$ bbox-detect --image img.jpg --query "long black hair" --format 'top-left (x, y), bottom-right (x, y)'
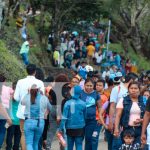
top-left (30, 84), bottom-right (39, 104)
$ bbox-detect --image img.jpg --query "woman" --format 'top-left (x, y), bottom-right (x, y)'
top-left (114, 81), bottom-right (145, 144)
top-left (0, 74), bottom-right (12, 149)
top-left (22, 84), bottom-right (52, 150)
top-left (80, 78), bottom-right (101, 150)
top-left (59, 85), bottom-right (86, 150)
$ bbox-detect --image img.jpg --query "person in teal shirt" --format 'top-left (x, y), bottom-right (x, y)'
top-left (20, 37), bottom-right (31, 65)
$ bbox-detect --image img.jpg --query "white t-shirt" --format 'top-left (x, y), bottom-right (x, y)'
top-left (95, 53), bottom-right (103, 63)
top-left (14, 76), bottom-right (45, 119)
top-left (102, 71), bottom-right (110, 79)
top-left (110, 83), bottom-right (128, 104)
top-left (147, 123), bottom-right (150, 145)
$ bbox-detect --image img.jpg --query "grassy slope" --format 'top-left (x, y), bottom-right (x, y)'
top-left (109, 43), bottom-right (150, 71)
top-left (0, 16), bottom-right (149, 82)
top-left (0, 41), bottom-right (26, 81)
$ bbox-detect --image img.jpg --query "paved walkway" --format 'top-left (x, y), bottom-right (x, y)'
top-left (51, 139), bottom-right (107, 150)
top-left (1, 132), bottom-right (107, 150)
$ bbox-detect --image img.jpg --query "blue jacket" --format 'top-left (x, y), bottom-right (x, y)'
top-left (121, 95), bottom-right (145, 128)
top-left (59, 85), bottom-right (86, 130)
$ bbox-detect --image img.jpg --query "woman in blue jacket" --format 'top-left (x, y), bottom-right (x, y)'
top-left (59, 85), bottom-right (86, 150)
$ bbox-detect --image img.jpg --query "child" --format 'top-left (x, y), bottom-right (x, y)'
top-left (119, 129), bottom-right (141, 150)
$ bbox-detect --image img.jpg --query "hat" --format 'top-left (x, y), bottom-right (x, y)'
top-left (113, 72), bottom-right (123, 83)
top-left (85, 65), bottom-right (93, 72)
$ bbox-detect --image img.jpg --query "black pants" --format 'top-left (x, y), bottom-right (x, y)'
top-left (6, 125), bottom-right (21, 150)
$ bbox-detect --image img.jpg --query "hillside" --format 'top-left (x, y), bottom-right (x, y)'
top-left (0, 17), bottom-right (150, 81)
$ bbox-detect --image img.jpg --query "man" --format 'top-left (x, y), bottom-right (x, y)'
top-left (14, 64), bottom-right (44, 150)
top-left (20, 37), bottom-right (31, 65)
top-left (141, 98), bottom-right (150, 149)
top-left (108, 73), bottom-right (138, 150)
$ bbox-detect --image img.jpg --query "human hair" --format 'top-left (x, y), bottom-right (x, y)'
top-left (106, 78), bottom-right (114, 87)
top-left (30, 84), bottom-right (38, 104)
top-left (96, 79), bottom-right (105, 87)
top-left (12, 81), bottom-right (17, 90)
top-left (26, 64), bottom-right (36, 75)
top-left (143, 89), bottom-right (150, 97)
top-left (55, 74), bottom-right (69, 82)
top-left (123, 129), bottom-right (135, 138)
top-left (44, 75), bottom-right (54, 87)
top-left (0, 74), bottom-right (6, 94)
top-left (128, 81), bottom-right (140, 90)
top-left (125, 73), bottom-right (138, 83)
top-left (84, 78), bottom-right (95, 85)
top-left (62, 83), bottom-right (71, 99)
top-left (35, 68), bottom-right (44, 81)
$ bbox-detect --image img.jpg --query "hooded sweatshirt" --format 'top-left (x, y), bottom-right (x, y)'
top-left (59, 85), bottom-right (86, 130)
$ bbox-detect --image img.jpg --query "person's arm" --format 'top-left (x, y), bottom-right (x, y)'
top-left (14, 81), bottom-right (20, 102)
top-left (100, 101), bottom-right (109, 129)
top-left (0, 103), bottom-right (12, 125)
top-left (114, 108), bottom-right (123, 137)
top-left (108, 102), bottom-right (115, 131)
top-left (108, 87), bottom-right (118, 131)
top-left (100, 108), bottom-right (107, 129)
top-left (96, 93), bottom-right (101, 124)
top-left (58, 103), bottom-right (69, 131)
top-left (141, 111), bottom-right (150, 144)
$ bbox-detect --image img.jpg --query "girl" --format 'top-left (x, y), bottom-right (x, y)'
top-left (59, 85), bottom-right (86, 150)
top-left (22, 84), bottom-right (52, 150)
top-left (80, 78), bottom-right (101, 150)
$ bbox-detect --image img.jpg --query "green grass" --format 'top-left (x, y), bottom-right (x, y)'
top-left (0, 40), bottom-right (27, 81)
top-left (108, 43), bottom-right (150, 71)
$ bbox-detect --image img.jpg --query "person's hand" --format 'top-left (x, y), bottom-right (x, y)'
top-left (7, 119), bottom-right (12, 126)
top-left (141, 134), bottom-right (147, 145)
top-left (104, 124), bottom-right (108, 129)
top-left (56, 118), bottom-right (61, 125)
top-left (97, 119), bottom-right (101, 125)
top-left (134, 119), bottom-right (143, 125)
top-left (114, 128), bottom-right (120, 137)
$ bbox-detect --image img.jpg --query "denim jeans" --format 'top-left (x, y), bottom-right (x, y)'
top-left (0, 119), bottom-right (6, 148)
top-left (21, 53), bottom-right (29, 65)
top-left (46, 119), bottom-right (58, 150)
top-left (38, 118), bottom-right (49, 150)
top-left (85, 120), bottom-right (102, 150)
top-left (112, 136), bottom-right (122, 150)
top-left (67, 135), bottom-right (84, 150)
top-left (24, 119), bottom-right (45, 150)
top-left (105, 129), bottom-right (113, 150)
top-left (6, 125), bottom-right (21, 150)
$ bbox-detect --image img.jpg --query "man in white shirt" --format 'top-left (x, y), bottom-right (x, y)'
top-left (14, 64), bottom-right (44, 150)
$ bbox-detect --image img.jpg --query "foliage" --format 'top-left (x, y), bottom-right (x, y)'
top-left (0, 40), bottom-right (27, 81)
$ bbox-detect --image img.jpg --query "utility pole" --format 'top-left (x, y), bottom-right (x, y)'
top-left (0, 0), bottom-right (5, 30)
top-left (106, 20), bottom-right (111, 56)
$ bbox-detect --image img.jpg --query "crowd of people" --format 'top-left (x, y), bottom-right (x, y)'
top-left (1, 7), bottom-right (149, 150)
top-left (0, 62), bottom-right (150, 150)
